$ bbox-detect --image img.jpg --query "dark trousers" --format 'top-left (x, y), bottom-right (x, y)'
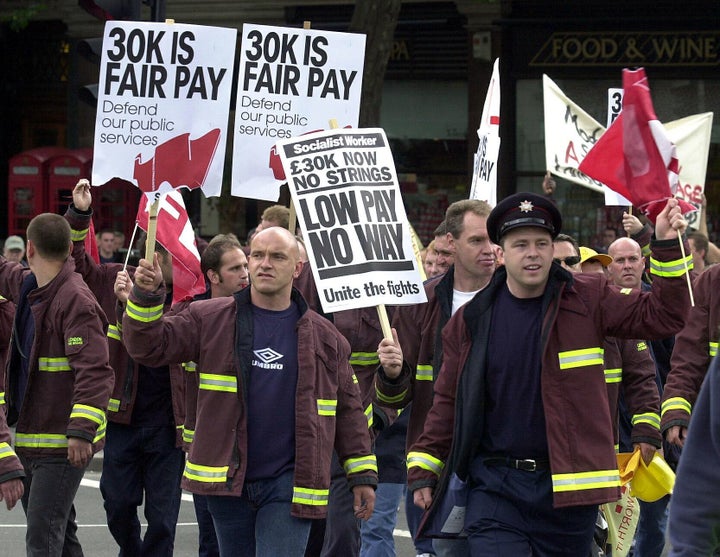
top-left (466, 456), bottom-right (597, 557)
top-left (193, 494), bottom-right (220, 557)
top-left (100, 422), bottom-right (184, 557)
top-left (305, 453), bottom-right (361, 557)
top-left (20, 454), bottom-right (87, 557)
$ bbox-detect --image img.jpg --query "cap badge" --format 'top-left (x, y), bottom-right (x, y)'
top-left (519, 200), bottom-right (534, 213)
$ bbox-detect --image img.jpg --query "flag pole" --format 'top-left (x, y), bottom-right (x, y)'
top-left (144, 197), bottom-right (160, 261)
top-left (678, 228), bottom-right (695, 307)
top-left (287, 20), bottom-right (313, 236)
top-left (123, 222), bottom-right (139, 271)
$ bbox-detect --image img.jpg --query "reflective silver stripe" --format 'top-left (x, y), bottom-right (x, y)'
top-left (70, 404), bottom-right (106, 426)
top-left (71, 228), bottom-right (89, 242)
top-left (649, 255), bottom-right (693, 277)
top-left (632, 412), bottom-right (660, 429)
top-left (604, 368), bottom-right (622, 384)
top-left (557, 348), bottom-right (604, 370)
top-left (183, 361), bottom-right (198, 373)
top-left (0, 391), bottom-right (5, 405)
top-left (292, 487), bottom-right (329, 506)
top-left (710, 341), bottom-right (718, 358)
top-left (183, 461), bottom-right (228, 482)
top-left (198, 373), bottom-right (237, 393)
top-left (344, 454), bottom-right (378, 474)
top-left (15, 433), bottom-right (69, 448)
top-left (662, 397), bottom-right (691, 416)
top-left (125, 300), bottom-right (164, 322)
top-left (349, 352), bottom-right (379, 366)
top-left (107, 324), bottom-right (121, 341)
top-left (552, 470), bottom-right (621, 492)
top-left (416, 364), bottom-right (433, 381)
top-left (182, 428), bottom-right (194, 444)
top-left (38, 357), bottom-right (71, 372)
top-left (317, 399), bottom-right (337, 416)
top-left (107, 398), bottom-right (120, 413)
top-left (375, 387), bottom-right (407, 405)
top-left (406, 451), bottom-right (444, 475)
top-left (0, 442), bottom-right (16, 460)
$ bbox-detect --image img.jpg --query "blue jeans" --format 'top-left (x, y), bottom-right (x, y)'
top-left (206, 470), bottom-right (312, 557)
top-left (20, 455), bottom-right (87, 557)
top-left (193, 494), bottom-right (220, 557)
top-left (634, 495), bottom-right (670, 557)
top-left (360, 482), bottom-right (405, 557)
top-left (100, 422), bottom-right (184, 557)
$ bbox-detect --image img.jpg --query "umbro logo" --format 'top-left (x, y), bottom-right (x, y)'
top-left (254, 348), bottom-right (283, 363)
top-left (253, 348), bottom-right (285, 370)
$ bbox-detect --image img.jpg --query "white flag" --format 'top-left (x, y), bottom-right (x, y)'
top-left (469, 58), bottom-right (500, 206)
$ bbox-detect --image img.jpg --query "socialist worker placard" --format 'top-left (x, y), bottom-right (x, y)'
top-left (276, 128), bottom-right (427, 313)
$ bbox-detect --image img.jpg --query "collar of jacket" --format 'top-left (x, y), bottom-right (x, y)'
top-left (27, 259), bottom-right (76, 304)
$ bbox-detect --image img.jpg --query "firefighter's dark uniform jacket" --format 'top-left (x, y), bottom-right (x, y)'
top-left (407, 237), bottom-right (691, 511)
top-left (376, 268), bottom-right (454, 451)
top-left (65, 204), bottom-right (185, 444)
top-left (0, 295), bottom-right (23, 483)
top-left (0, 257), bottom-right (114, 459)
top-left (662, 262), bottom-right (720, 433)
top-left (604, 335), bottom-right (662, 448)
top-left (122, 284), bottom-right (378, 519)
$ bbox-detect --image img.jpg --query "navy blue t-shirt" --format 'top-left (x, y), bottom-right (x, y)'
top-left (245, 302), bottom-right (300, 481)
top-left (480, 283), bottom-right (548, 458)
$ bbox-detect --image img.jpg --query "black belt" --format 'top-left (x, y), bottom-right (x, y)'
top-left (483, 456), bottom-right (549, 472)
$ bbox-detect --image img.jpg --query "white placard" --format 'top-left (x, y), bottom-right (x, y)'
top-left (91, 21), bottom-right (236, 197)
top-left (232, 24), bottom-right (366, 201)
top-left (276, 128), bottom-right (427, 313)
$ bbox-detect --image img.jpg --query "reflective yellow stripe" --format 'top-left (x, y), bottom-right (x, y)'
top-left (183, 361), bottom-right (198, 373)
top-left (317, 399), bottom-right (337, 416)
top-left (38, 357), bottom-right (71, 372)
top-left (344, 454), bottom-right (378, 474)
top-left (416, 364), bottom-right (433, 382)
top-left (71, 227), bottom-right (89, 242)
top-left (15, 433), bottom-right (69, 449)
top-left (407, 451), bottom-right (444, 476)
top-left (107, 398), bottom-right (120, 413)
top-left (126, 299), bottom-right (164, 323)
top-left (632, 412), bottom-right (660, 430)
top-left (620, 288), bottom-right (633, 295)
top-left (93, 420), bottom-right (107, 443)
top-left (352, 373), bottom-right (358, 384)
top-left (350, 351), bottom-right (379, 366)
top-left (375, 386), bottom-right (407, 405)
top-left (364, 403), bottom-right (373, 428)
top-left (107, 324), bottom-right (121, 341)
top-left (661, 397), bottom-right (691, 416)
top-left (0, 442), bottom-right (17, 460)
top-left (70, 404), bottom-right (105, 426)
top-left (710, 341), bottom-right (718, 358)
top-left (552, 469), bottom-right (621, 492)
top-left (641, 243), bottom-right (651, 257)
top-left (650, 255), bottom-right (693, 278)
top-left (0, 391), bottom-right (5, 405)
top-left (293, 486), bottom-right (329, 506)
top-left (604, 368), bottom-right (622, 384)
top-left (183, 461), bottom-right (229, 483)
top-left (198, 373), bottom-right (237, 393)
top-left (558, 347), bottom-right (604, 370)
top-left (183, 428), bottom-right (194, 444)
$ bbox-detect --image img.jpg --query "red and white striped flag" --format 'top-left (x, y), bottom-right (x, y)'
top-left (136, 191), bottom-right (205, 305)
top-left (579, 68), bottom-right (695, 223)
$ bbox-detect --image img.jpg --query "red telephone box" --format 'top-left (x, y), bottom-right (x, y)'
top-left (47, 148), bottom-right (93, 216)
top-left (7, 147), bottom-right (65, 236)
top-left (92, 177), bottom-right (142, 242)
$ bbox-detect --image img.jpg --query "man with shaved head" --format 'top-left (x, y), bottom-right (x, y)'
top-left (122, 226), bottom-right (377, 557)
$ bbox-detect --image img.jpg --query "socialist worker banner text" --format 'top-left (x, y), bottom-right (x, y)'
top-left (277, 128), bottom-right (427, 313)
top-left (91, 21), bottom-right (236, 197)
top-left (232, 24), bottom-right (366, 202)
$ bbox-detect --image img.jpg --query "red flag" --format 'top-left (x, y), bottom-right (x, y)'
top-left (579, 68), bottom-right (695, 223)
top-left (136, 191), bottom-right (205, 305)
top-left (84, 218), bottom-right (100, 264)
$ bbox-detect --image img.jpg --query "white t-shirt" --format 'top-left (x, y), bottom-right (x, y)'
top-left (452, 288), bottom-right (480, 315)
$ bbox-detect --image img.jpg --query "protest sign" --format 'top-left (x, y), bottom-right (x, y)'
top-left (469, 58), bottom-right (500, 207)
top-left (276, 128), bottom-right (427, 313)
top-left (91, 21), bottom-right (236, 197)
top-left (231, 24), bottom-right (366, 202)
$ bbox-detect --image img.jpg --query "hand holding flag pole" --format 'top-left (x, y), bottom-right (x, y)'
top-left (144, 196), bottom-right (160, 261)
top-left (578, 67), bottom-right (695, 305)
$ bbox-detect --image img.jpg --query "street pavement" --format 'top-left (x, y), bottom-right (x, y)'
top-left (1, 467), bottom-right (418, 556)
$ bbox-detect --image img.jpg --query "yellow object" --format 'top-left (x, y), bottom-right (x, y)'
top-left (616, 450), bottom-right (675, 502)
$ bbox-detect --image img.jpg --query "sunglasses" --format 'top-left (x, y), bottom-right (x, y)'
top-left (553, 256), bottom-right (581, 266)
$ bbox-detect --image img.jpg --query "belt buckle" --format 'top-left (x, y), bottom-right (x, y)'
top-left (518, 459), bottom-right (536, 471)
